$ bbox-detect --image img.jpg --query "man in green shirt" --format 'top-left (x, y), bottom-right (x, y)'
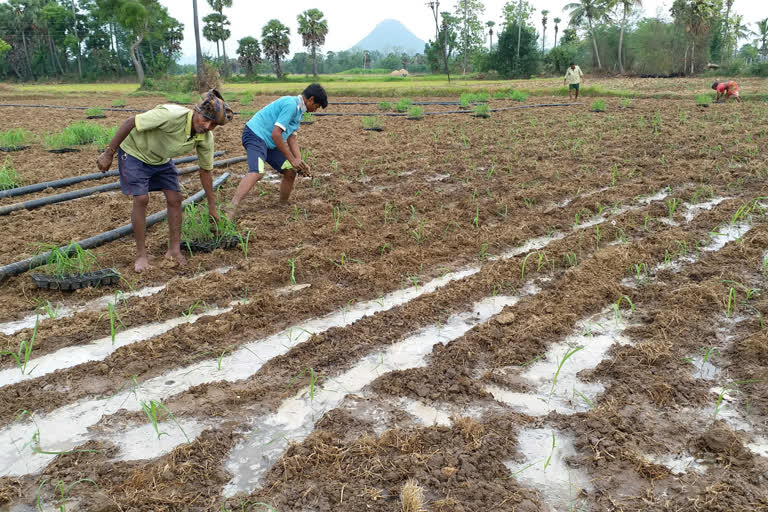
top-left (564, 62), bottom-right (584, 100)
top-left (96, 89), bottom-right (233, 272)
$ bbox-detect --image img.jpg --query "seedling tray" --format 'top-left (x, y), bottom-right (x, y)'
top-left (300, 121), bottom-right (314, 125)
top-left (30, 268), bottom-right (121, 290)
top-left (364, 127), bottom-right (384, 132)
top-left (86, 115), bottom-right (107, 119)
top-left (48, 148), bottom-right (81, 154)
top-left (181, 236), bottom-right (241, 253)
top-left (0, 146), bottom-right (30, 152)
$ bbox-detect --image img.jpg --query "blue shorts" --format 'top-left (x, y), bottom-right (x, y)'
top-left (242, 125), bottom-right (292, 174)
top-left (117, 148), bottom-right (180, 196)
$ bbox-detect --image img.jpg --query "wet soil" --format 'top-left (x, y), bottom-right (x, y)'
top-left (1, 90), bottom-right (768, 511)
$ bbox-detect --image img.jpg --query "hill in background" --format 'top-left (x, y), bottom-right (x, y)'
top-left (350, 19), bottom-right (426, 55)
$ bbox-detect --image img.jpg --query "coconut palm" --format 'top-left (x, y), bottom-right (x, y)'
top-left (262, 19), bottom-right (290, 79)
top-left (541, 10), bottom-right (549, 52)
top-left (192, 0), bottom-right (203, 78)
top-left (757, 18), bottom-right (768, 59)
top-left (553, 17), bottom-right (561, 46)
top-left (565, 0), bottom-right (606, 69)
top-left (722, 0), bottom-right (733, 65)
top-left (616, 0), bottom-right (642, 73)
top-left (206, 0), bottom-right (232, 68)
top-left (297, 8), bottom-right (328, 77)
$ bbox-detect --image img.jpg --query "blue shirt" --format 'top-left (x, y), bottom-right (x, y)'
top-left (245, 95), bottom-right (306, 149)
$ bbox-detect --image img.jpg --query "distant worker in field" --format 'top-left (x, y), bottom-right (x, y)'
top-left (564, 62), bottom-right (584, 100)
top-left (226, 83), bottom-right (328, 220)
top-left (712, 80), bottom-right (741, 103)
top-left (96, 89), bottom-right (233, 272)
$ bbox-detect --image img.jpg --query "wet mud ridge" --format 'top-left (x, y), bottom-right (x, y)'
top-left (1, 94), bottom-right (768, 511)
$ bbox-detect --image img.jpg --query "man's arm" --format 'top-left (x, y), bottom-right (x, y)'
top-left (287, 134), bottom-right (309, 174)
top-left (271, 126), bottom-right (308, 172)
top-left (96, 116), bottom-right (136, 171)
top-left (198, 169), bottom-right (219, 222)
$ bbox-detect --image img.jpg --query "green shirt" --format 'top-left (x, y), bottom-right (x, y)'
top-left (120, 104), bottom-right (214, 169)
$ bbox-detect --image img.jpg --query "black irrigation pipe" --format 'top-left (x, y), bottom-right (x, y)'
top-left (0, 103), bottom-right (145, 113)
top-left (0, 152), bottom-right (226, 200)
top-left (311, 103), bottom-right (585, 117)
top-left (0, 173), bottom-right (231, 282)
top-left (0, 156), bottom-right (246, 216)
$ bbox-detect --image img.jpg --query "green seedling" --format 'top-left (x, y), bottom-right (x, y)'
top-left (182, 203), bottom-right (241, 246)
top-left (86, 107), bottom-right (105, 117)
top-left (33, 242), bottom-right (97, 277)
top-left (0, 128), bottom-right (33, 148)
top-left (594, 225), bottom-right (601, 250)
top-left (480, 243), bottom-right (488, 261)
top-left (667, 198), bottom-right (680, 220)
top-left (590, 99), bottom-right (606, 112)
top-left (288, 257), bottom-right (297, 285)
top-left (1, 315), bottom-right (40, 375)
top-left (384, 202), bottom-right (395, 224)
top-left (44, 122), bottom-right (117, 149)
top-left (509, 90), bottom-right (528, 102)
top-left (613, 295), bottom-right (635, 325)
top-left (407, 106), bottom-right (424, 120)
top-left (362, 115), bottom-right (382, 130)
top-left (574, 389), bottom-right (594, 408)
top-left (97, 301), bottom-right (125, 344)
top-left (549, 346), bottom-right (584, 400)
top-left (411, 221), bottom-right (425, 244)
top-left (713, 380), bottom-right (762, 421)
top-left (288, 367), bottom-right (320, 402)
top-left (695, 94), bottom-right (712, 107)
top-left (140, 399), bottom-right (188, 441)
top-left (474, 104), bottom-right (490, 118)
top-left (379, 242), bottom-right (392, 256)
top-left (0, 156), bottom-right (20, 190)
top-left (620, 98), bottom-right (632, 108)
top-left (408, 274), bottom-right (419, 290)
top-left (333, 206), bottom-right (342, 232)
top-left (36, 477), bottom-right (98, 512)
top-left (394, 98), bottom-right (413, 112)
top-left (34, 299), bottom-right (59, 319)
top-left (543, 431), bottom-right (556, 469)
top-left (239, 92), bottom-right (253, 105)
top-left (301, 112), bottom-right (313, 123)
top-left (182, 301), bottom-right (203, 319)
top-left (472, 205), bottom-right (479, 228)
top-left (521, 252), bottom-right (538, 280)
top-left (378, 101), bottom-right (391, 111)
top-left (631, 263), bottom-right (649, 285)
top-left (240, 230), bottom-right (252, 260)
top-left (564, 252), bottom-right (577, 267)
top-left (725, 287), bottom-right (736, 318)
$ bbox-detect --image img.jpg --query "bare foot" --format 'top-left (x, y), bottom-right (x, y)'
top-left (165, 249), bottom-right (188, 266)
top-left (135, 255), bottom-right (152, 273)
top-left (223, 203), bottom-right (240, 222)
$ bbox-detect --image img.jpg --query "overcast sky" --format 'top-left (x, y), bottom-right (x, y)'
top-left (164, 0), bottom-right (768, 63)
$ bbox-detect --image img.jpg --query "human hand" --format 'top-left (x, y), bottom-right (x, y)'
top-left (208, 205), bottom-right (220, 224)
top-left (96, 150), bottom-right (114, 172)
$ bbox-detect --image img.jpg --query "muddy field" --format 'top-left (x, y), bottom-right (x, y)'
top-left (1, 85), bottom-right (768, 511)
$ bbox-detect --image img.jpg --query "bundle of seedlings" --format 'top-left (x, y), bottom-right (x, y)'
top-left (181, 203), bottom-right (242, 253)
top-left (362, 115), bottom-right (383, 131)
top-left (301, 112), bottom-right (314, 125)
top-left (30, 242), bottom-right (120, 290)
top-left (0, 128), bottom-right (32, 152)
top-left (0, 157), bottom-right (19, 191)
top-left (86, 107), bottom-right (107, 119)
top-left (473, 103), bottom-right (491, 118)
top-left (590, 99), bottom-right (606, 112)
top-left (407, 106), bottom-right (424, 120)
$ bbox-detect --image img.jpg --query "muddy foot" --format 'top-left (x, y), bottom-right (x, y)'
top-left (165, 249), bottom-right (188, 267)
top-left (135, 255), bottom-right (152, 273)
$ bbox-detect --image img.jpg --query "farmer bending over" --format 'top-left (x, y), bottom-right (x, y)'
top-left (712, 80), bottom-right (741, 103)
top-left (564, 62), bottom-right (584, 100)
top-left (96, 89), bottom-right (233, 272)
top-left (226, 83), bottom-right (328, 220)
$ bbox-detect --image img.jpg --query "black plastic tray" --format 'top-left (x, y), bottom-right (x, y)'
top-left (30, 268), bottom-right (121, 290)
top-left (48, 148), bottom-right (81, 154)
top-left (181, 236), bottom-right (241, 253)
top-left (0, 146), bottom-right (30, 152)
top-left (86, 115), bottom-right (107, 119)
top-left (364, 127), bottom-right (384, 131)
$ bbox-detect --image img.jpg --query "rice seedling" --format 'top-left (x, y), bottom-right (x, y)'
top-left (459, 93), bottom-right (474, 108)
top-left (1, 315), bottom-right (39, 375)
top-left (631, 263), bottom-right (649, 285)
top-left (384, 202), bottom-right (395, 224)
top-left (97, 301), bottom-right (125, 344)
top-left (590, 100), bottom-right (606, 112)
top-left (182, 300), bottom-right (203, 319)
top-left (379, 242), bottom-right (392, 256)
top-left (411, 221), bottom-right (425, 244)
top-left (181, 203), bottom-right (242, 245)
top-left (362, 116), bottom-right (382, 130)
top-left (0, 157), bottom-right (20, 190)
top-left (549, 346), bottom-right (584, 401)
top-left (521, 252), bottom-right (538, 280)
top-left (652, 111), bottom-right (662, 136)
top-left (332, 206), bottom-right (342, 232)
top-left (574, 389), bottom-right (594, 408)
top-left (407, 106), bottom-right (424, 120)
top-left (140, 399), bottom-right (188, 441)
top-left (302, 112), bottom-right (313, 123)
top-left (288, 367), bottom-right (320, 401)
top-left (44, 122), bottom-right (117, 149)
top-left (0, 128), bottom-right (33, 147)
top-left (713, 379), bottom-right (762, 421)
top-left (480, 243), bottom-right (488, 261)
top-left (695, 94), bottom-right (712, 107)
top-left (86, 107), bottom-right (105, 117)
top-left (613, 295), bottom-right (635, 325)
top-left (620, 97), bottom-right (632, 108)
top-left (474, 104), bottom-right (490, 118)
top-left (408, 274), bottom-right (419, 290)
top-left (288, 257), bottom-right (297, 284)
top-left (594, 225), bottom-right (601, 250)
top-left (509, 89), bottom-right (528, 102)
top-left (472, 205), bottom-right (479, 228)
top-left (564, 252), bottom-right (577, 267)
top-left (667, 198), bottom-right (680, 220)
top-left (394, 98), bottom-right (413, 112)
top-left (222, 500), bottom-right (277, 512)
top-left (378, 101), bottom-right (391, 111)
top-left (725, 286), bottom-right (736, 318)
top-left (33, 299), bottom-right (59, 319)
top-left (112, 98), bottom-right (126, 107)
top-left (240, 230), bottom-right (252, 259)
top-left (33, 242), bottom-right (97, 277)
top-left (36, 477), bottom-right (98, 512)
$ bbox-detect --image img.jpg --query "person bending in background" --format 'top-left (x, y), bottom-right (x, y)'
top-left (712, 80), bottom-right (741, 103)
top-left (96, 89), bottom-right (233, 272)
top-left (226, 83), bottom-right (328, 220)
top-left (564, 62), bottom-right (584, 101)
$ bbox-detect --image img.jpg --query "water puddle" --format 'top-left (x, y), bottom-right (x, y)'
top-left (109, 419), bottom-right (207, 462)
top-left (646, 453), bottom-right (707, 475)
top-left (222, 294), bottom-right (526, 496)
top-left (0, 266), bottom-right (480, 477)
top-left (402, 399), bottom-right (453, 427)
top-left (704, 223), bottom-right (751, 252)
top-left (486, 310), bottom-right (632, 416)
top-left (0, 303), bottom-right (236, 387)
top-left (683, 197), bottom-right (728, 223)
top-left (0, 266), bottom-right (232, 336)
top-left (505, 428), bottom-right (591, 511)
top-left (689, 355), bottom-right (720, 380)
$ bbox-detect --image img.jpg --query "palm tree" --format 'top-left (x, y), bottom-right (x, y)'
top-left (565, 0), bottom-right (605, 69)
top-left (553, 17), bottom-right (561, 46)
top-left (192, 0), bottom-right (204, 80)
top-left (722, 0), bottom-right (733, 65)
top-left (262, 19), bottom-right (290, 78)
top-left (757, 18), bottom-right (768, 59)
top-left (541, 10), bottom-right (549, 52)
top-left (729, 14), bottom-right (753, 59)
top-left (297, 8), bottom-right (328, 77)
top-left (487, 20), bottom-right (495, 50)
top-left (206, 0), bottom-right (232, 69)
top-left (616, 0), bottom-right (642, 73)
top-left (202, 13), bottom-right (229, 58)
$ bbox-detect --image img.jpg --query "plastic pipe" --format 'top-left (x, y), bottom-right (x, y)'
top-left (0, 156), bottom-right (246, 216)
top-left (0, 173), bottom-right (230, 281)
top-left (0, 152), bottom-right (225, 199)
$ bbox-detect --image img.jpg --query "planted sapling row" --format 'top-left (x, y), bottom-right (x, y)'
top-left (362, 116), bottom-right (383, 131)
top-left (30, 242), bottom-right (120, 290)
top-left (0, 128), bottom-right (33, 151)
top-left (0, 157), bottom-right (20, 190)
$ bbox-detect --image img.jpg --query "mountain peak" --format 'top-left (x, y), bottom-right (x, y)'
top-left (351, 19), bottom-right (426, 56)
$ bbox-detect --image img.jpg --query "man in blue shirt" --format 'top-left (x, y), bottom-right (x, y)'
top-left (227, 83), bottom-right (327, 219)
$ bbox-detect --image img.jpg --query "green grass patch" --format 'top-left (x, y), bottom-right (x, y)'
top-left (407, 106), bottom-right (424, 119)
top-left (0, 157), bottom-right (19, 190)
top-left (378, 101), bottom-right (392, 111)
top-left (337, 68), bottom-right (393, 75)
top-left (362, 116), bottom-right (381, 130)
top-left (166, 92), bottom-right (193, 104)
top-left (33, 242), bottom-right (98, 277)
top-left (695, 94), bottom-right (712, 106)
top-left (0, 128), bottom-right (33, 148)
top-left (474, 104), bottom-right (490, 117)
top-left (590, 99), bottom-right (606, 112)
top-left (394, 98), bottom-right (413, 112)
top-left (509, 89), bottom-right (528, 102)
top-left (44, 122), bottom-right (117, 149)
top-left (86, 107), bottom-right (105, 117)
